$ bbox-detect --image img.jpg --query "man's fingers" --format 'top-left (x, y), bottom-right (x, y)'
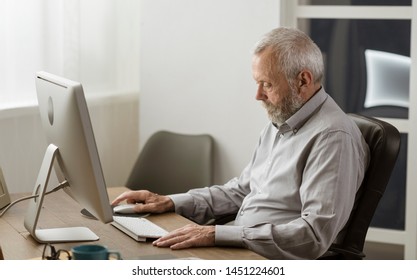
top-left (112, 190), bottom-right (174, 213)
top-left (153, 224), bottom-right (215, 249)
top-left (133, 202), bottom-right (163, 213)
top-left (153, 226), bottom-right (190, 245)
top-left (111, 190), bottom-right (149, 206)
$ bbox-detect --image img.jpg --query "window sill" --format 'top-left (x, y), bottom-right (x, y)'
top-left (0, 90), bottom-right (139, 119)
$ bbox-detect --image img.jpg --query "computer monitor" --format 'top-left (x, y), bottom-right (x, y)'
top-left (24, 71), bottom-right (113, 243)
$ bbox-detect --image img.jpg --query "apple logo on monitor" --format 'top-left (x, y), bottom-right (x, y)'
top-left (48, 96), bottom-right (54, 126)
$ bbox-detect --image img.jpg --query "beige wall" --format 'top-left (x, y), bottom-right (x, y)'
top-left (139, 0), bottom-right (281, 185)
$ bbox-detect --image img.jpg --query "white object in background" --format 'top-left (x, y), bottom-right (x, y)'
top-left (364, 49), bottom-right (410, 108)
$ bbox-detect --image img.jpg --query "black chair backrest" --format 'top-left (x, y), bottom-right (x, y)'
top-left (325, 113), bottom-right (401, 259)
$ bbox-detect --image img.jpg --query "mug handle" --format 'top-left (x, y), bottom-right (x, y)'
top-left (107, 250), bottom-right (122, 260)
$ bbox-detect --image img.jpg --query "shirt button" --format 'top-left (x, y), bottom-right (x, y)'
top-left (240, 210), bottom-right (244, 216)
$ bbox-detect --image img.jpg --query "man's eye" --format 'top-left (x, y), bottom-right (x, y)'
top-left (262, 82), bottom-right (272, 89)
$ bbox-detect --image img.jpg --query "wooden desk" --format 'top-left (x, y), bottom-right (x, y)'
top-left (0, 187), bottom-right (264, 260)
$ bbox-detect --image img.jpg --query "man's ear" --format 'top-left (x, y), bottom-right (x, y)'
top-left (296, 70), bottom-right (315, 97)
top-left (297, 70), bottom-right (313, 88)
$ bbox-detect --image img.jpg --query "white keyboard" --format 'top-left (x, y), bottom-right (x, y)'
top-left (111, 216), bottom-right (168, 242)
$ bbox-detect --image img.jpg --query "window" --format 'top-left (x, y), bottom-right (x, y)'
top-left (0, 0), bottom-right (140, 109)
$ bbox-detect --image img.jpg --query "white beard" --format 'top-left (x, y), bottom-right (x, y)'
top-left (262, 88), bottom-right (304, 125)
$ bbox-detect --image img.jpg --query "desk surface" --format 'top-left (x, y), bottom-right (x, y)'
top-left (0, 187), bottom-right (264, 260)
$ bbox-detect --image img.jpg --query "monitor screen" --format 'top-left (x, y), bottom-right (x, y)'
top-left (24, 71), bottom-right (113, 243)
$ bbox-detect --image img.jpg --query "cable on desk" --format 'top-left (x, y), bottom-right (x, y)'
top-left (0, 180), bottom-right (69, 218)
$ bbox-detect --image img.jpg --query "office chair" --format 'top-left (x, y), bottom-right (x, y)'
top-left (125, 130), bottom-right (214, 195)
top-left (320, 113), bottom-right (401, 259)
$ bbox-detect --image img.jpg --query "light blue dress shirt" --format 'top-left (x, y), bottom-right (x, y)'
top-left (170, 88), bottom-right (370, 259)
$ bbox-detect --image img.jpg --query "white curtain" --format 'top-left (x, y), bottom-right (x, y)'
top-left (0, 0), bottom-right (140, 109)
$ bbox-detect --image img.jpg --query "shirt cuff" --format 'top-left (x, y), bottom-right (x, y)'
top-left (167, 193), bottom-right (194, 215)
top-left (215, 225), bottom-right (245, 247)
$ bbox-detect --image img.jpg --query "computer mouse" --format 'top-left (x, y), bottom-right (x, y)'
top-left (113, 204), bottom-right (138, 214)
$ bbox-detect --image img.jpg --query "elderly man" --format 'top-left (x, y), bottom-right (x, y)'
top-left (112, 27), bottom-right (369, 259)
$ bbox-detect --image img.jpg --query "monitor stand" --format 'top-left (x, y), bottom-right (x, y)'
top-left (24, 144), bottom-right (99, 243)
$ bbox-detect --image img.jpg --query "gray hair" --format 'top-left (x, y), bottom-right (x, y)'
top-left (253, 27), bottom-right (324, 86)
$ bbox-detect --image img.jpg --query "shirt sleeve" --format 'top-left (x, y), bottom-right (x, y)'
top-left (168, 132), bottom-right (263, 225)
top-left (215, 130), bottom-right (368, 259)
top-left (168, 175), bottom-right (251, 224)
top-left (172, 126), bottom-right (368, 259)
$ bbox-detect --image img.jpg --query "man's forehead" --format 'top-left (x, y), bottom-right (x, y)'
top-left (252, 52), bottom-right (279, 78)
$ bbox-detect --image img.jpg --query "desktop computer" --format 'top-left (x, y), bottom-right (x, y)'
top-left (24, 71), bottom-right (113, 243)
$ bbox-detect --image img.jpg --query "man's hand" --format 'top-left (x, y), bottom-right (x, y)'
top-left (153, 224), bottom-right (215, 249)
top-left (111, 190), bottom-right (175, 213)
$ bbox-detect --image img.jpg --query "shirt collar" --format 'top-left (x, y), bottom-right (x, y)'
top-left (277, 87), bottom-right (328, 134)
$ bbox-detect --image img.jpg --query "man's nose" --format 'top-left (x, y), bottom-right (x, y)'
top-left (255, 85), bottom-right (266, 101)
